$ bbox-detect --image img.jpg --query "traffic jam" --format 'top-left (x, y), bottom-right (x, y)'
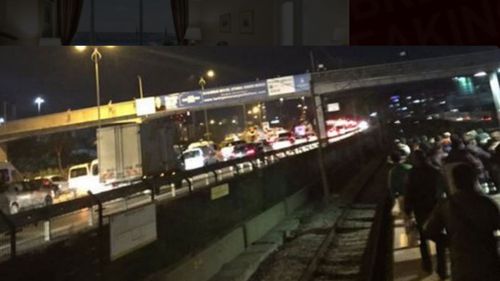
top-left (0, 117), bottom-right (368, 215)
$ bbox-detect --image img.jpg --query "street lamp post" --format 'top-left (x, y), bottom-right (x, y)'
top-left (91, 48), bottom-right (103, 129)
top-left (198, 70), bottom-right (215, 140)
top-left (76, 46), bottom-right (115, 129)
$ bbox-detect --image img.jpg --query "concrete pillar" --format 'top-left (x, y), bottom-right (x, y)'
top-left (489, 72), bottom-right (500, 124)
top-left (314, 96), bottom-right (327, 139)
top-left (0, 143), bottom-right (7, 162)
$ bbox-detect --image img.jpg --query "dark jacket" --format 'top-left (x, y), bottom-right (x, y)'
top-left (425, 191), bottom-right (500, 281)
top-left (404, 164), bottom-right (443, 224)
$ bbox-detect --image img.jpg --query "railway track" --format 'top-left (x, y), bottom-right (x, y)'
top-left (249, 159), bottom-right (389, 281)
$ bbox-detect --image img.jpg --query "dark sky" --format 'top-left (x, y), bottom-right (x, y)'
top-left (0, 46), bottom-right (495, 119)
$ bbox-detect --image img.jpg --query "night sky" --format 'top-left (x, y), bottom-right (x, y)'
top-left (0, 46), bottom-right (495, 119)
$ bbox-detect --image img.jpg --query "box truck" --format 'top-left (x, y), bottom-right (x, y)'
top-left (96, 119), bottom-right (181, 188)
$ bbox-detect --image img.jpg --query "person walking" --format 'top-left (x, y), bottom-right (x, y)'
top-left (388, 151), bottom-right (412, 217)
top-left (425, 163), bottom-right (500, 281)
top-left (404, 150), bottom-right (448, 279)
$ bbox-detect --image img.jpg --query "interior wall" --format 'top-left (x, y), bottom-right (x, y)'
top-left (196, 0), bottom-right (280, 46)
top-left (301, 0), bottom-right (349, 45)
top-left (0, 0), bottom-right (6, 28)
top-left (2, 0), bottom-right (41, 45)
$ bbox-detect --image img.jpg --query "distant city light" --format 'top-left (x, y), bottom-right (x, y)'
top-left (210, 119), bottom-right (215, 124)
top-left (231, 119), bottom-right (237, 124)
top-left (369, 112), bottom-right (378, 117)
top-left (271, 119), bottom-right (280, 124)
top-left (473, 71), bottom-right (487, 77)
top-left (0, 117), bottom-right (4, 124)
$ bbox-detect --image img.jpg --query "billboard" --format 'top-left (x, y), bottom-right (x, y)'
top-left (136, 73), bottom-right (311, 117)
top-left (203, 81), bottom-right (268, 104)
top-left (267, 73), bottom-right (311, 96)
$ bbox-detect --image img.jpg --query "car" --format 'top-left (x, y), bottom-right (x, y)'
top-left (68, 159), bottom-right (109, 195)
top-left (253, 140), bottom-right (273, 154)
top-left (181, 145), bottom-right (219, 171)
top-left (271, 132), bottom-right (295, 150)
top-left (220, 140), bottom-right (247, 161)
top-left (0, 181), bottom-right (55, 214)
top-left (231, 143), bottom-right (258, 159)
top-left (34, 174), bottom-right (69, 195)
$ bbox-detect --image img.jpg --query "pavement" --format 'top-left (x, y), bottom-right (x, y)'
top-left (392, 193), bottom-right (500, 281)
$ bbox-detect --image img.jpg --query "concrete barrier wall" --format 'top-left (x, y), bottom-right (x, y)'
top-left (244, 202), bottom-right (287, 245)
top-left (154, 187), bottom-right (308, 281)
top-left (158, 227), bottom-right (246, 281)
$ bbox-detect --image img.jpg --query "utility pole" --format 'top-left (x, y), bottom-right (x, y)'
top-left (309, 51), bottom-right (330, 205)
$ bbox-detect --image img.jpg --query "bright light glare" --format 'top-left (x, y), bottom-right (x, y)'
top-left (473, 71), bottom-right (487, 77)
top-left (74, 46), bottom-right (87, 52)
top-left (369, 112), bottom-right (378, 117)
top-left (359, 121), bottom-right (369, 130)
top-left (206, 70), bottom-right (215, 78)
top-left (0, 118), bottom-right (4, 123)
top-left (34, 97), bottom-right (45, 104)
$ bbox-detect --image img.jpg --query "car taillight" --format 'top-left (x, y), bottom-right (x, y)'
top-left (246, 149), bottom-right (256, 155)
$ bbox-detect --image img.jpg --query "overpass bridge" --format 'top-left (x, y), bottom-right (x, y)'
top-left (0, 50), bottom-right (499, 156)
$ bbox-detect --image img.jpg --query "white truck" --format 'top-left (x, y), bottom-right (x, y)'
top-left (68, 159), bottom-right (109, 195)
top-left (96, 119), bottom-right (181, 189)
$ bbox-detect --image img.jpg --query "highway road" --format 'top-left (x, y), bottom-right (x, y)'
top-left (0, 130), bottom-right (360, 261)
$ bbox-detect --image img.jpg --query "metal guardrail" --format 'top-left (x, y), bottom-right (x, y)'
top-left (314, 50), bottom-right (500, 83)
top-left (0, 131), bottom-right (365, 236)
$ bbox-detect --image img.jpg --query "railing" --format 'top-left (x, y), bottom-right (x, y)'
top-left (0, 127), bottom-right (384, 281)
top-left (0, 128), bottom-right (370, 261)
top-left (314, 50), bottom-right (500, 83)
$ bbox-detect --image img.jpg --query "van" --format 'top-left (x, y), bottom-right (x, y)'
top-left (0, 161), bottom-right (23, 184)
top-left (68, 159), bottom-right (108, 194)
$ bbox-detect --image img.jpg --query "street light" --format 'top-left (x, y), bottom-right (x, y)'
top-left (34, 97), bottom-right (45, 114)
top-left (198, 69), bottom-right (216, 140)
top-left (75, 46), bottom-right (116, 129)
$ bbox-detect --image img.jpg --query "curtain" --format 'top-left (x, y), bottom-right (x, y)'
top-left (57, 0), bottom-right (84, 45)
top-left (171, 0), bottom-right (189, 45)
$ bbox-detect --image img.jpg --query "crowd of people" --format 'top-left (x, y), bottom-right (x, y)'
top-left (388, 129), bottom-right (500, 281)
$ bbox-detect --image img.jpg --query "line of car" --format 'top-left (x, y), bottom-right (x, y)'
top-left (0, 118), bottom-right (368, 215)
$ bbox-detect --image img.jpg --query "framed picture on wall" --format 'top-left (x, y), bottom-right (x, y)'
top-left (239, 10), bottom-right (254, 34)
top-left (219, 13), bottom-right (231, 33)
